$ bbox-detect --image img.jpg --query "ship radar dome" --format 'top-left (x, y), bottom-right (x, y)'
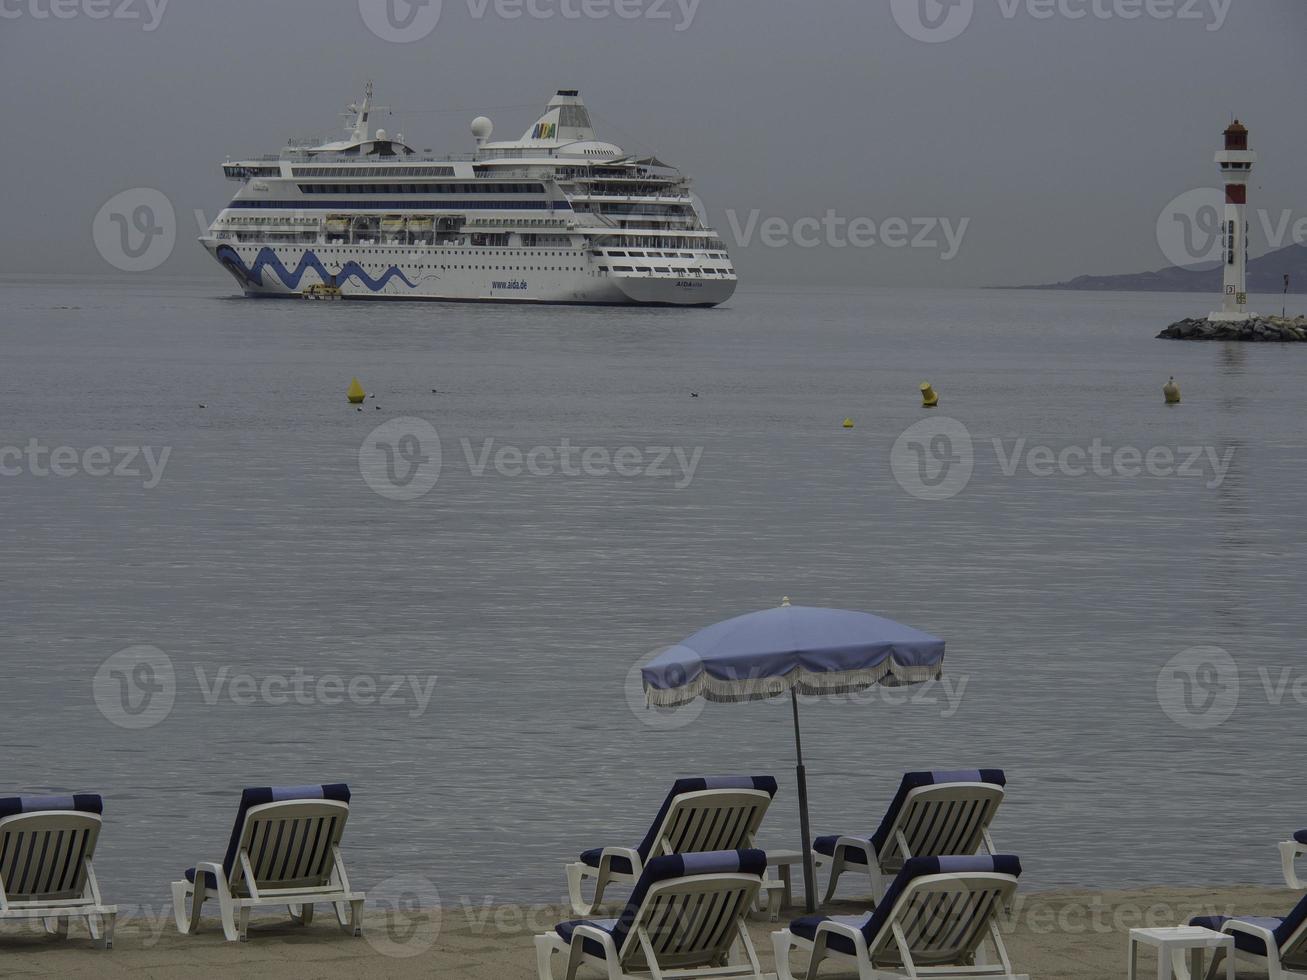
top-left (375, 128), bottom-right (388, 141)
top-left (471, 116), bottom-right (494, 141)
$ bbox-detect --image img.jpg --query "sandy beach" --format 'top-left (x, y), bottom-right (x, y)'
top-left (0, 884), bottom-right (1293, 978)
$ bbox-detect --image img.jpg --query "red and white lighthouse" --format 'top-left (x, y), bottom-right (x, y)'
top-left (1211, 120), bottom-right (1257, 321)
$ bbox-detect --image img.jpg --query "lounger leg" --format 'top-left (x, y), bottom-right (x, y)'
top-left (566, 862), bottom-right (598, 917)
top-left (172, 880), bottom-right (206, 936)
top-left (805, 941), bottom-right (827, 980)
top-left (87, 912), bottom-right (102, 941)
top-left (822, 854), bottom-right (844, 904)
top-left (301, 903), bottom-right (315, 925)
top-left (43, 916), bottom-right (69, 939)
top-left (216, 890), bottom-right (238, 942)
top-left (563, 938), bottom-right (589, 980)
top-left (772, 929), bottom-right (799, 980)
top-left (237, 905), bottom-right (250, 942)
top-left (172, 881), bottom-right (190, 934)
top-left (1281, 842), bottom-right (1305, 890)
top-left (100, 911), bottom-right (116, 950)
top-left (535, 934), bottom-right (560, 980)
top-left (347, 898), bottom-right (363, 937)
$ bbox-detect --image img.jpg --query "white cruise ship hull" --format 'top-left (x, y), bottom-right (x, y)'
top-left (204, 87), bottom-right (740, 309)
top-left (205, 241), bottom-right (736, 307)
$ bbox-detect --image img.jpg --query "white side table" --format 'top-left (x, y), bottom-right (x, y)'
top-left (755, 849), bottom-right (804, 921)
top-left (1128, 926), bottom-right (1234, 980)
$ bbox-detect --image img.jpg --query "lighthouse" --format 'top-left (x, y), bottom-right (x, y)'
top-left (1210, 120), bottom-right (1257, 322)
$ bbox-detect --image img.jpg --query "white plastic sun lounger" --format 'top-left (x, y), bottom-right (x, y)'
top-left (538, 849), bottom-right (774, 980)
top-left (171, 783), bottom-right (365, 942)
top-left (1281, 831), bottom-right (1307, 889)
top-left (1192, 893), bottom-right (1307, 979)
top-left (0, 794), bottom-right (117, 948)
top-left (565, 775), bottom-right (778, 916)
top-left (812, 769), bottom-right (1005, 903)
top-left (773, 854), bottom-right (1027, 980)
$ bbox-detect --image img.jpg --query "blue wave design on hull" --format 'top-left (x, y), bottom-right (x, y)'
top-left (217, 245), bottom-right (417, 292)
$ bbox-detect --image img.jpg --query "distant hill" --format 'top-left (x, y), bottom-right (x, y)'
top-left (1016, 242), bottom-right (1307, 293)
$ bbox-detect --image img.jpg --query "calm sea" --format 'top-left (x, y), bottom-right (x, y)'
top-left (2, 276), bottom-right (1305, 905)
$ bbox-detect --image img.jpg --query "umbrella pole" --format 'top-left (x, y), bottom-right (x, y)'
top-left (791, 688), bottom-right (818, 913)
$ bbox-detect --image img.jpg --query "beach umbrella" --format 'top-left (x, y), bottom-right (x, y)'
top-left (640, 598), bottom-right (946, 913)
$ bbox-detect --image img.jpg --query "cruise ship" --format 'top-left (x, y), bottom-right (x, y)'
top-left (201, 84), bottom-right (737, 306)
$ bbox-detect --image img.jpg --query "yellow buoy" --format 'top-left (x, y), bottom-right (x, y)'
top-left (921, 382), bottom-right (939, 408)
top-left (1163, 377), bottom-right (1181, 405)
top-left (842, 418), bottom-right (855, 429)
top-left (347, 378), bottom-right (367, 404)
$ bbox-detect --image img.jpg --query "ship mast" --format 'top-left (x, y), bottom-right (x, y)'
top-left (343, 81), bottom-right (390, 143)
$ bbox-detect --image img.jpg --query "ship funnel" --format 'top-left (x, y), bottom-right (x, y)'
top-left (522, 90), bottom-right (595, 143)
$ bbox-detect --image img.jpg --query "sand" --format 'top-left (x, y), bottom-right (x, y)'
top-left (0, 885), bottom-right (1294, 978)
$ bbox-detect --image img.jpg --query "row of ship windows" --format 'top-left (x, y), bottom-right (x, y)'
top-left (223, 217), bottom-right (318, 225)
top-left (290, 166), bottom-right (456, 177)
top-left (575, 204), bottom-right (692, 216)
top-left (298, 183), bottom-right (545, 195)
top-left (331, 264), bottom-right (727, 275)
top-left (603, 267), bottom-right (730, 275)
top-left (605, 250), bottom-right (728, 259)
top-left (231, 200), bottom-right (563, 211)
top-left (345, 265), bottom-right (587, 272)
top-left (605, 239), bottom-right (729, 250)
top-left (247, 248), bottom-right (729, 274)
top-left (321, 249), bottom-right (582, 257)
top-left (223, 166), bottom-right (282, 178)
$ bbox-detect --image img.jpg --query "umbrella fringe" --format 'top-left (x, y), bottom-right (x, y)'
top-left (644, 661), bottom-right (944, 708)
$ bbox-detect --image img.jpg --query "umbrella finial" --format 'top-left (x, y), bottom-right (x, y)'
top-left (781, 596), bottom-right (791, 607)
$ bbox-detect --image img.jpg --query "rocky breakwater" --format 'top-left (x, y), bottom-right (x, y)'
top-left (1158, 316), bottom-right (1307, 342)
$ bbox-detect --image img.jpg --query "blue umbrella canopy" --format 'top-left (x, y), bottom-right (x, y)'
top-left (639, 601), bottom-right (947, 913)
top-left (641, 604), bottom-right (945, 708)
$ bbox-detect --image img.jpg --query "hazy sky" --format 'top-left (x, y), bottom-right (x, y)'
top-left (2, 0), bottom-right (1304, 287)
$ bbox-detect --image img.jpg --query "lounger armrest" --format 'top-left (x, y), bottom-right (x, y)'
top-left (572, 924), bottom-right (620, 950)
top-left (599, 847), bottom-right (644, 875)
top-left (831, 835), bottom-right (878, 873)
top-left (1224, 919), bottom-right (1279, 946)
top-left (833, 835), bottom-right (875, 855)
top-left (567, 923), bottom-right (621, 969)
top-left (813, 918), bottom-right (870, 958)
top-left (193, 861), bottom-right (229, 894)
